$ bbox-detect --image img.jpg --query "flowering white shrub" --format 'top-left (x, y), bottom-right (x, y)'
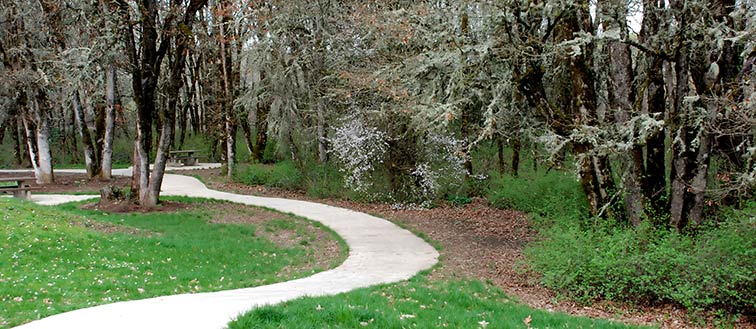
top-left (411, 132), bottom-right (466, 199)
top-left (329, 115), bottom-right (388, 192)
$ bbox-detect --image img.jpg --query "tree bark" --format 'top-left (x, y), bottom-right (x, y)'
top-left (25, 92), bottom-right (55, 184)
top-left (639, 0), bottom-right (667, 212)
top-left (314, 16), bottom-right (329, 164)
top-left (219, 0), bottom-right (236, 178)
top-left (605, 0), bottom-right (645, 225)
top-left (559, 1), bottom-right (604, 216)
top-left (252, 103), bottom-right (269, 163)
top-left (317, 98), bottom-right (328, 164)
top-left (100, 64), bottom-right (119, 180)
top-left (667, 0), bottom-right (735, 229)
top-left (72, 91), bottom-right (99, 178)
top-left (13, 116), bottom-right (24, 166)
top-left (511, 137), bottom-right (520, 177)
top-left (0, 117), bottom-right (6, 145)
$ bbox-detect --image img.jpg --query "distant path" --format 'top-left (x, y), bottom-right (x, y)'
top-left (3, 165), bottom-right (439, 329)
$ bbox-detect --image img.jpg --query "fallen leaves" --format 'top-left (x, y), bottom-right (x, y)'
top-left (399, 313), bottom-right (416, 320)
top-left (523, 314), bottom-right (532, 327)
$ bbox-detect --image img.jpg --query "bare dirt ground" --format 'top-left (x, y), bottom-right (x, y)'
top-left (8, 170), bottom-right (752, 328)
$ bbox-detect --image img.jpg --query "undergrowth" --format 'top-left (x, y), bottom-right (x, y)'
top-left (487, 167), bottom-right (756, 318)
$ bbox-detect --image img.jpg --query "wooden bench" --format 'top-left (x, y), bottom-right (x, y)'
top-left (0, 176), bottom-right (38, 200)
top-left (168, 150), bottom-right (199, 166)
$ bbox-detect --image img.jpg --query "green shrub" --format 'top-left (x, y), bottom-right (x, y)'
top-left (524, 206), bottom-right (756, 314)
top-left (446, 194), bottom-right (472, 207)
top-left (268, 161), bottom-right (303, 189)
top-left (303, 163), bottom-right (349, 199)
top-left (234, 161), bottom-right (303, 190)
top-left (487, 170), bottom-right (589, 219)
top-left (235, 163), bottom-right (268, 185)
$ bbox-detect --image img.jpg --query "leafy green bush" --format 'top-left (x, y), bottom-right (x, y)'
top-left (303, 163), bottom-right (350, 200)
top-left (446, 194), bottom-right (472, 207)
top-left (235, 163), bottom-right (267, 185)
top-left (487, 171), bottom-right (588, 219)
top-left (234, 161), bottom-right (303, 190)
top-left (265, 161), bottom-right (302, 190)
top-left (524, 206), bottom-right (756, 313)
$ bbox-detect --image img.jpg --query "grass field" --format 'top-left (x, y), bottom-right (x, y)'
top-left (229, 277), bottom-right (646, 329)
top-left (0, 197), bottom-right (345, 328)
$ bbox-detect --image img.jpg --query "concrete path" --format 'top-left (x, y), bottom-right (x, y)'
top-left (5, 166), bottom-right (439, 329)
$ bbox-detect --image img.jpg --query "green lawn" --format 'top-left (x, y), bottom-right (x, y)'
top-left (230, 277), bottom-right (647, 329)
top-left (0, 197), bottom-right (345, 328)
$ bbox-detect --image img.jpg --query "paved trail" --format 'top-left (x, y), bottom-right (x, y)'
top-left (5, 167), bottom-right (439, 329)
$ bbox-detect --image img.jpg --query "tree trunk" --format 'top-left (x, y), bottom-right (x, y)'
top-left (668, 0), bottom-right (735, 229)
top-left (241, 109), bottom-right (255, 159)
top-left (100, 64), bottom-right (119, 180)
top-left (72, 91), bottom-right (99, 178)
top-left (252, 103), bottom-right (269, 163)
top-left (33, 94), bottom-right (54, 184)
top-left (25, 92), bottom-right (55, 184)
top-left (21, 116), bottom-right (39, 173)
top-left (575, 144), bottom-right (603, 215)
top-left (317, 98), bottom-right (328, 164)
top-left (0, 117), bottom-right (6, 145)
top-left (496, 135), bottom-right (505, 175)
top-left (639, 0), bottom-right (667, 213)
top-left (147, 113), bottom-right (175, 207)
top-left (219, 0), bottom-right (236, 178)
top-left (605, 1), bottom-right (645, 224)
top-left (461, 104), bottom-right (474, 177)
top-left (314, 20), bottom-right (328, 164)
top-left (13, 116), bottom-right (24, 166)
top-left (561, 1), bottom-right (603, 216)
top-left (117, 0), bottom-right (207, 206)
top-left (511, 137), bottom-right (520, 177)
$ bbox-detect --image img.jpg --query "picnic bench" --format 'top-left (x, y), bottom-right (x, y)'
top-left (168, 150), bottom-right (199, 166)
top-left (0, 176), bottom-right (38, 200)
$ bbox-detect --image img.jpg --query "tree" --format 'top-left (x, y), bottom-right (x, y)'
top-left (0, 1), bottom-right (56, 184)
top-left (115, 0), bottom-right (207, 206)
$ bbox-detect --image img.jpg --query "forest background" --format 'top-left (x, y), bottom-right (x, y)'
top-left (1, 0), bottom-right (755, 322)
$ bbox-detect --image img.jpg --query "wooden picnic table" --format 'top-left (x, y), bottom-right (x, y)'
top-left (0, 176), bottom-right (37, 200)
top-left (168, 150), bottom-right (199, 166)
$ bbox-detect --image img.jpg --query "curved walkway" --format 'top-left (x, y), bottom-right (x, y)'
top-left (6, 167), bottom-right (439, 329)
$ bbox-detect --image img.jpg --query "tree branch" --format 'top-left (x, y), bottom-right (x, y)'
top-left (619, 38), bottom-right (674, 62)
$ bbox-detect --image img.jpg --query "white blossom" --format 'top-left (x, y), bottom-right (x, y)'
top-left (329, 115), bottom-right (388, 193)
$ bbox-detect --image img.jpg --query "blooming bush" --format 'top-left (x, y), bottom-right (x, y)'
top-left (329, 115), bottom-right (388, 193)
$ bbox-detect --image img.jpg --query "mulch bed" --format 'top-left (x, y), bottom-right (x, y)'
top-left (5, 169), bottom-right (752, 328)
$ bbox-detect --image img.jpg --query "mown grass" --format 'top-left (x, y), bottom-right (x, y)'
top-left (0, 197), bottom-right (345, 328)
top-left (229, 277), bottom-right (645, 329)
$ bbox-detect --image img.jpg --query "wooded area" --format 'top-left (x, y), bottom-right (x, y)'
top-left (1, 0), bottom-right (755, 227)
